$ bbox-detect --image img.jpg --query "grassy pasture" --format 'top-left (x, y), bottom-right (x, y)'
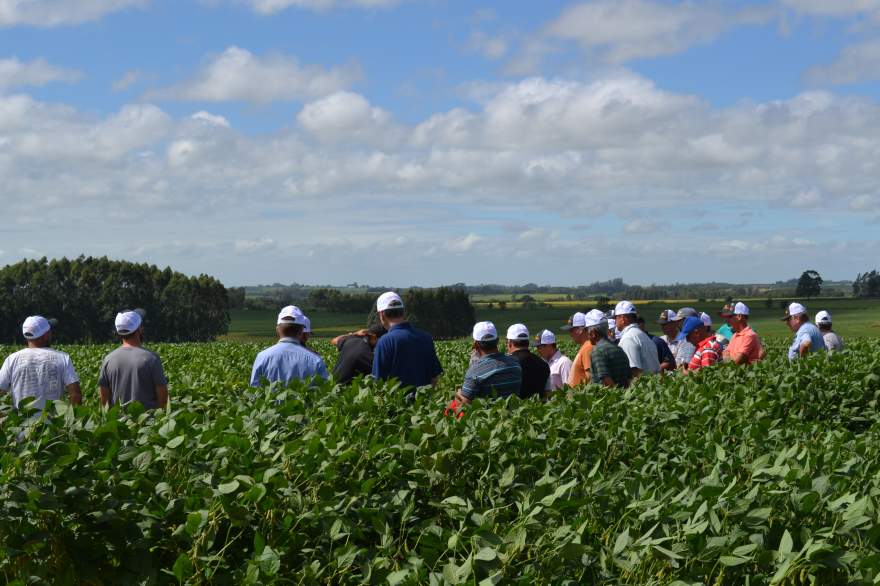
top-left (227, 298), bottom-right (880, 342)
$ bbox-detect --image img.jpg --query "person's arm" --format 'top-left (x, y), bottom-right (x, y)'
top-left (66, 382), bottom-right (82, 406)
top-left (0, 358), bottom-right (12, 395)
top-left (97, 361), bottom-right (111, 406)
top-left (371, 340), bottom-right (390, 379)
top-left (601, 376), bottom-right (615, 388)
top-left (799, 338), bottom-right (812, 357)
top-left (455, 388), bottom-right (472, 405)
top-left (155, 384), bottom-right (168, 408)
top-left (630, 367), bottom-right (643, 378)
top-left (100, 385), bottom-right (112, 406)
top-left (316, 358), bottom-right (330, 380)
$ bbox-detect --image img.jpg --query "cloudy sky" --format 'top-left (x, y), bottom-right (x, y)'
top-left (2, 0), bottom-right (880, 286)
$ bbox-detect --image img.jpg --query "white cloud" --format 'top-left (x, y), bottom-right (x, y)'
top-left (623, 219), bottom-right (659, 234)
top-left (243, 0), bottom-right (402, 15)
top-left (112, 70), bottom-right (146, 92)
top-left (297, 91), bottom-right (397, 145)
top-left (850, 194), bottom-right (879, 210)
top-left (469, 32), bottom-right (508, 60)
top-left (150, 46), bottom-right (361, 103)
top-left (234, 238), bottom-right (278, 254)
top-left (191, 110), bottom-right (230, 127)
top-left (0, 57), bottom-right (81, 89)
top-left (780, 0), bottom-right (880, 16)
top-left (790, 188), bottom-right (824, 208)
top-left (449, 233), bottom-right (483, 253)
top-left (805, 39), bottom-right (880, 85)
top-left (543, 0), bottom-right (774, 63)
top-left (0, 0), bottom-right (144, 27)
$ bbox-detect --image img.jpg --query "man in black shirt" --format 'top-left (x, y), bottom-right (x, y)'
top-left (505, 323), bottom-right (550, 399)
top-left (331, 324), bottom-right (386, 385)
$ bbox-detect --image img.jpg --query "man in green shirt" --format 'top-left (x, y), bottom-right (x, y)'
top-left (584, 310), bottom-right (631, 388)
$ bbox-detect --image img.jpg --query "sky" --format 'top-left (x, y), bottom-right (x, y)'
top-left (2, 0), bottom-right (880, 287)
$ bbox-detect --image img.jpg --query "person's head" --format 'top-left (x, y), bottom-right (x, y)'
top-left (816, 310), bottom-right (833, 332)
top-left (301, 316), bottom-right (312, 344)
top-left (636, 316), bottom-right (648, 332)
top-left (561, 312), bottom-right (588, 344)
top-left (721, 302), bottom-right (751, 332)
top-left (22, 315), bottom-right (53, 348)
top-left (376, 292), bottom-right (405, 328)
top-left (584, 311), bottom-right (608, 344)
top-left (782, 302), bottom-right (809, 332)
top-left (366, 323), bottom-right (387, 348)
top-left (506, 323), bottom-right (530, 353)
top-left (676, 316), bottom-right (706, 346)
top-left (534, 329), bottom-right (558, 360)
top-left (671, 307), bottom-right (698, 326)
top-left (657, 309), bottom-right (678, 338)
top-left (275, 305), bottom-right (306, 340)
top-left (614, 301), bottom-right (637, 330)
top-left (472, 321), bottom-right (499, 356)
top-left (700, 312), bottom-right (713, 332)
top-left (115, 309), bottom-right (146, 345)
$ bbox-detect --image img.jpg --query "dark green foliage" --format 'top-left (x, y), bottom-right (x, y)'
top-left (0, 257), bottom-right (229, 343)
top-left (795, 270), bottom-right (823, 298)
top-left (308, 288), bottom-right (375, 314)
top-left (404, 286), bottom-right (475, 339)
top-left (854, 271), bottom-right (880, 298)
top-left (2, 340), bottom-right (880, 583)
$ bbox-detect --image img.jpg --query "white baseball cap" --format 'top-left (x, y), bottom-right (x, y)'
top-left (700, 312), bottom-right (712, 327)
top-left (673, 307), bottom-right (698, 322)
top-left (302, 316), bottom-right (312, 333)
top-left (115, 310), bottom-right (143, 335)
top-left (815, 310), bottom-right (832, 325)
top-left (657, 309), bottom-right (677, 325)
top-left (506, 323), bottom-right (529, 341)
top-left (614, 300), bottom-right (637, 316)
top-left (734, 302), bottom-right (750, 316)
top-left (561, 312), bottom-right (587, 331)
top-left (584, 309), bottom-right (606, 328)
top-left (782, 302), bottom-right (807, 320)
top-left (535, 329), bottom-right (556, 345)
top-left (277, 305), bottom-right (306, 326)
top-left (472, 321), bottom-right (498, 341)
top-left (376, 291), bottom-right (404, 312)
top-left (22, 316), bottom-right (51, 339)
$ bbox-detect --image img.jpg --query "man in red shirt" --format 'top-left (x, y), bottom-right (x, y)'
top-left (676, 317), bottom-right (723, 372)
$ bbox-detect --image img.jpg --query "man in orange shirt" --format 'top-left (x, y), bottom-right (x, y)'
top-left (721, 302), bottom-right (765, 365)
top-left (561, 311), bottom-right (592, 387)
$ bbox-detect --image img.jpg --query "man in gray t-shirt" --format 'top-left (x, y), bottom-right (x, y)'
top-left (99, 310), bottom-right (168, 409)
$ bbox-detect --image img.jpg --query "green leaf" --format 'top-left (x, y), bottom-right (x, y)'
top-left (166, 435), bottom-right (185, 449)
top-left (185, 510), bottom-right (208, 536)
top-left (499, 464), bottom-right (515, 488)
top-left (778, 529), bottom-right (793, 556)
top-left (719, 556), bottom-right (750, 567)
top-left (218, 479), bottom-right (240, 494)
top-left (172, 553), bottom-right (192, 583)
top-left (387, 569), bottom-right (409, 585)
top-left (474, 547), bottom-right (498, 562)
top-left (613, 529), bottom-right (630, 555)
top-left (257, 545), bottom-right (281, 576)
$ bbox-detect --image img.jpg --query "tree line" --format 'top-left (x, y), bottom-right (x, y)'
top-left (0, 257), bottom-right (229, 343)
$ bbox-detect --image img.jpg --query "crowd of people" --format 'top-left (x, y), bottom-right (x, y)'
top-left (0, 293), bottom-right (847, 413)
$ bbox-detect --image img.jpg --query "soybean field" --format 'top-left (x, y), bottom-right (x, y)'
top-left (2, 339), bottom-right (880, 584)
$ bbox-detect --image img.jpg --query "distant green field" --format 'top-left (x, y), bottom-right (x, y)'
top-left (227, 298), bottom-right (880, 341)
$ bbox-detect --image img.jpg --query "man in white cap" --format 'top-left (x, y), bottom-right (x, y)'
top-left (816, 310), bottom-right (844, 354)
top-left (454, 321), bottom-right (521, 404)
top-left (0, 316), bottom-right (82, 411)
top-left (249, 306), bottom-right (328, 387)
top-left (505, 323), bottom-right (550, 399)
top-left (372, 291), bottom-right (442, 395)
top-left (721, 302), bottom-right (765, 365)
top-left (535, 329), bottom-right (572, 391)
top-left (782, 302), bottom-right (826, 360)
top-left (561, 312), bottom-right (592, 387)
top-left (614, 301), bottom-right (661, 377)
top-left (584, 310), bottom-right (632, 388)
top-left (657, 309), bottom-right (679, 355)
top-left (99, 309), bottom-right (168, 409)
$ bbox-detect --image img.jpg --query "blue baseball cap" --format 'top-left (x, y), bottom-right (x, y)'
top-left (676, 316), bottom-right (704, 341)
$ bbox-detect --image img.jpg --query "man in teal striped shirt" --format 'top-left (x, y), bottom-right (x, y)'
top-left (455, 321), bottom-right (522, 404)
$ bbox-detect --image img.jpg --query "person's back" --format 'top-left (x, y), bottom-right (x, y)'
top-left (372, 323), bottom-right (442, 388)
top-left (99, 346), bottom-right (167, 409)
top-left (618, 323), bottom-right (662, 375)
top-left (823, 330), bottom-right (844, 353)
top-left (510, 349), bottom-right (550, 399)
top-left (0, 347), bottom-right (78, 411)
top-left (333, 335), bottom-right (374, 385)
top-left (460, 353), bottom-right (522, 401)
top-left (789, 322), bottom-right (826, 360)
top-left (589, 337), bottom-right (632, 388)
top-left (251, 339), bottom-right (328, 386)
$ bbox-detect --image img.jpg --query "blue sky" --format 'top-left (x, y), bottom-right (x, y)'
top-left (1, 0), bottom-right (880, 286)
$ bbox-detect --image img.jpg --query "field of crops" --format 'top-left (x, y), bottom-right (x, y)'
top-left (2, 339), bottom-right (880, 584)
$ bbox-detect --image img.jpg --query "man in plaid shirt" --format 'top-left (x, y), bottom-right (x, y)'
top-left (676, 316), bottom-right (723, 372)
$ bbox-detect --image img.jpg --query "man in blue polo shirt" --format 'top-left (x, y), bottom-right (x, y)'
top-left (250, 306), bottom-right (329, 386)
top-left (782, 302), bottom-right (826, 361)
top-left (371, 291), bottom-right (443, 394)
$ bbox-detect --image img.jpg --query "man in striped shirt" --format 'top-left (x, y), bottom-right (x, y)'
top-left (675, 317), bottom-right (723, 372)
top-left (455, 321), bottom-right (522, 404)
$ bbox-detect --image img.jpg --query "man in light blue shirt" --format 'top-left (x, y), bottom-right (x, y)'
top-left (782, 302), bottom-right (826, 360)
top-left (250, 306), bottom-right (329, 386)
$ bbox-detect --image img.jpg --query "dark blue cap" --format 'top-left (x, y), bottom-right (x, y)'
top-left (676, 316), bottom-right (704, 341)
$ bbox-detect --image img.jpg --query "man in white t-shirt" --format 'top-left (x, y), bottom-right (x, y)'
top-left (534, 329), bottom-right (573, 391)
top-left (0, 316), bottom-right (82, 411)
top-left (614, 301), bottom-right (661, 378)
top-left (816, 310), bottom-right (844, 354)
